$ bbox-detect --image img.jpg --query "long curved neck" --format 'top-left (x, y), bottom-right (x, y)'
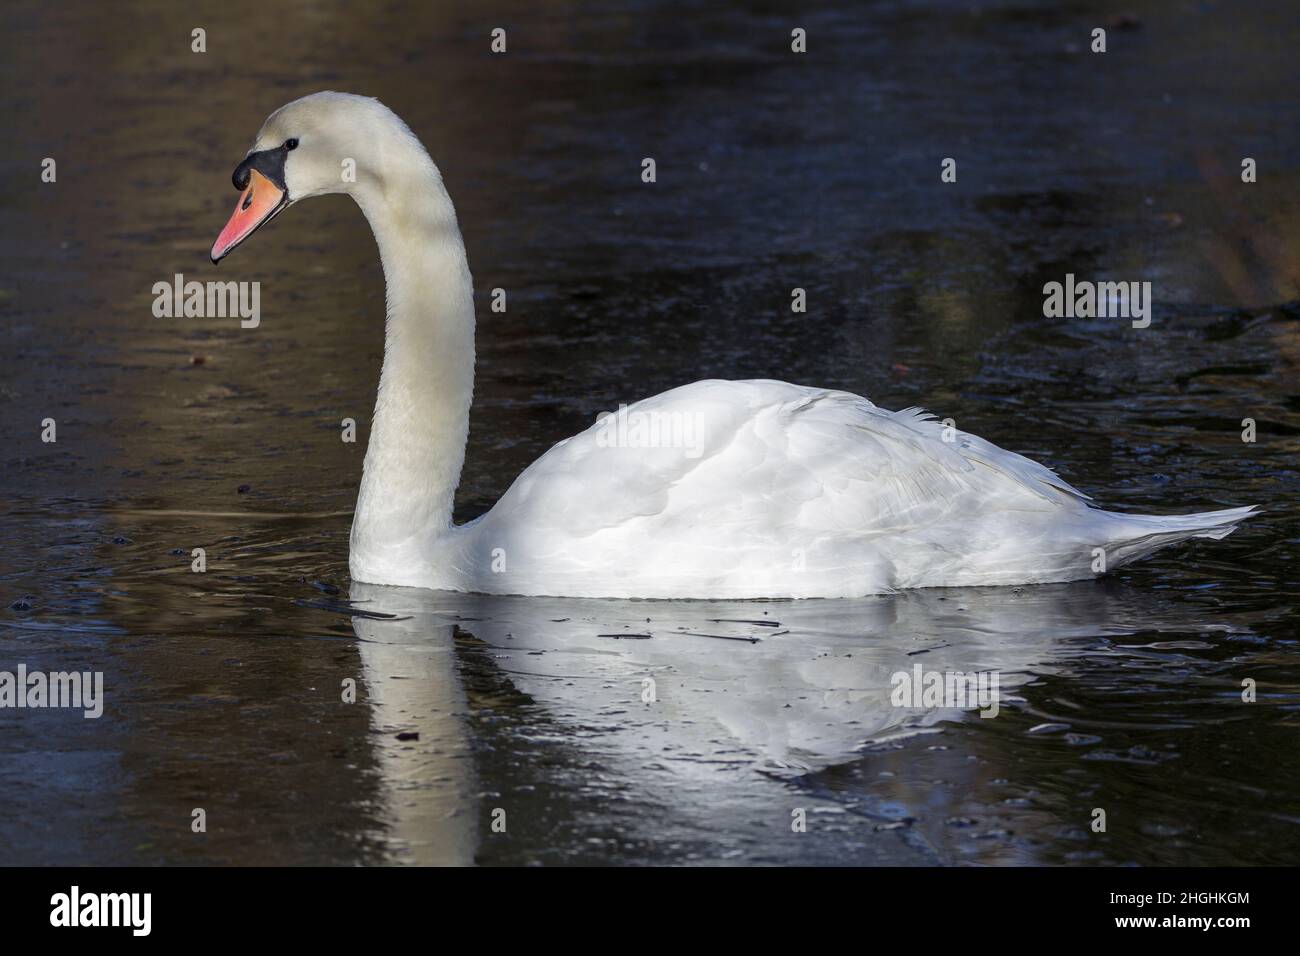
top-left (349, 156), bottom-right (475, 583)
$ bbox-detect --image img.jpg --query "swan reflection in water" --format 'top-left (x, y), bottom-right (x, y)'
top-left (349, 581), bottom-right (1236, 864)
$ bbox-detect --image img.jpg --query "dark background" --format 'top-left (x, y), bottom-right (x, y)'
top-left (0, 0), bottom-right (1297, 865)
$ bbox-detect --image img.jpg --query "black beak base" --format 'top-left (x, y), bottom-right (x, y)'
top-left (232, 145), bottom-right (290, 192)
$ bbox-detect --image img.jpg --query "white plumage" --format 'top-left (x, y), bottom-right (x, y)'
top-left (217, 92), bottom-right (1256, 600)
top-left (405, 379), bottom-right (1254, 597)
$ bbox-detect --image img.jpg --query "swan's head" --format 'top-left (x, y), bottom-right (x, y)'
top-left (211, 91), bottom-right (418, 263)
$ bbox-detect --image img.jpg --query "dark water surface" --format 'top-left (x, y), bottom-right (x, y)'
top-left (2, 0), bottom-right (1298, 865)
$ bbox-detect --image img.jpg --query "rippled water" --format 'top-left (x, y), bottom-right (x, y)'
top-left (2, 0), bottom-right (1298, 865)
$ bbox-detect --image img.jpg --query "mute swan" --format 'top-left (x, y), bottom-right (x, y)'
top-left (210, 92), bottom-right (1255, 600)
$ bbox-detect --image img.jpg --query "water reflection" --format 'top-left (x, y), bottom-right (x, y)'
top-left (352, 596), bottom-right (479, 865)
top-left (350, 580), bottom-right (1246, 863)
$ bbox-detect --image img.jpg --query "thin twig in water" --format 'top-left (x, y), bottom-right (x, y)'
top-left (679, 631), bottom-right (761, 644)
top-left (294, 598), bottom-right (409, 621)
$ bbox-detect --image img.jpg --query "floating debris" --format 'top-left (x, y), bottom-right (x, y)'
top-left (679, 631), bottom-right (760, 644)
top-left (1028, 722), bottom-right (1071, 735)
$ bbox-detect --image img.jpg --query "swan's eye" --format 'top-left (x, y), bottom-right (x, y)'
top-left (284, 138), bottom-right (299, 151)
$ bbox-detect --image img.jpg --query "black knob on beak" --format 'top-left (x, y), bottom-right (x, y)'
top-left (231, 148), bottom-right (287, 192)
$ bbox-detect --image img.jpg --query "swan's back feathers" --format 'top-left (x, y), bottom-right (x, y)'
top-left (437, 380), bottom-right (1190, 598)
top-left (822, 395), bottom-right (1092, 507)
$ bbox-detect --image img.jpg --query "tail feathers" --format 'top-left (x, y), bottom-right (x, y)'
top-left (1105, 505), bottom-right (1259, 566)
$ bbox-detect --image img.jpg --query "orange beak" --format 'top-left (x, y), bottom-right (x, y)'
top-left (211, 168), bottom-right (287, 263)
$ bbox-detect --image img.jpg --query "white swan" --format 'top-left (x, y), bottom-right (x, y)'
top-left (211, 92), bottom-right (1256, 600)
